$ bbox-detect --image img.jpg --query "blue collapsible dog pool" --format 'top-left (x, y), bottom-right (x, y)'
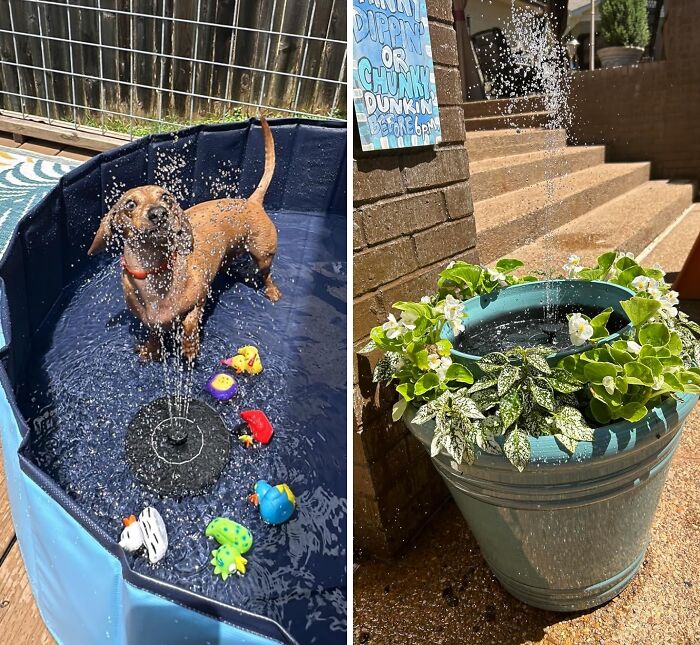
top-left (0, 119), bottom-right (346, 644)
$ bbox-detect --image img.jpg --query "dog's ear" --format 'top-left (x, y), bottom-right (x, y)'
top-left (88, 200), bottom-right (120, 255)
top-left (172, 208), bottom-right (194, 256)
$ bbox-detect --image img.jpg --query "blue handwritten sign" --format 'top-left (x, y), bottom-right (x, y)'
top-left (352, 0), bottom-right (442, 151)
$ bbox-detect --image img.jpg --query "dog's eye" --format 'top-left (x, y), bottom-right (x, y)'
top-left (124, 199), bottom-right (136, 211)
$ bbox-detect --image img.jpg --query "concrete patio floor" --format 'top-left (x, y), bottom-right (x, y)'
top-left (354, 405), bottom-right (700, 645)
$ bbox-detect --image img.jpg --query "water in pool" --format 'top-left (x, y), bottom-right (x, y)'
top-left (18, 210), bottom-right (347, 643)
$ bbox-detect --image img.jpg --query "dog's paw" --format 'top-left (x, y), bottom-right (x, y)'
top-left (265, 282), bottom-right (282, 302)
top-left (137, 343), bottom-right (161, 361)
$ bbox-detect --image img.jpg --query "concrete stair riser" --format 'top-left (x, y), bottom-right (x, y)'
top-left (466, 128), bottom-right (567, 162)
top-left (470, 146), bottom-right (606, 202)
top-left (461, 95), bottom-right (546, 120)
top-left (476, 163), bottom-right (651, 263)
top-left (464, 111), bottom-right (550, 132)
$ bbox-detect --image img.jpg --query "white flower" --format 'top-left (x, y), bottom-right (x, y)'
top-left (568, 313), bottom-right (594, 346)
top-left (648, 286), bottom-right (663, 300)
top-left (631, 275), bottom-right (658, 293)
top-left (438, 294), bottom-right (465, 335)
top-left (652, 376), bottom-right (664, 391)
top-left (486, 267), bottom-right (508, 287)
top-left (652, 263), bottom-right (666, 276)
top-left (427, 352), bottom-right (441, 371)
top-left (399, 310), bottom-right (418, 330)
top-left (563, 254), bottom-right (584, 277)
top-left (626, 340), bottom-right (642, 354)
top-left (382, 313), bottom-right (403, 339)
top-left (658, 290), bottom-right (679, 318)
top-left (617, 251), bottom-right (635, 260)
top-left (602, 376), bottom-right (615, 395)
top-left (420, 295), bottom-right (432, 304)
top-left (436, 356), bottom-right (452, 381)
top-left (446, 261), bottom-right (455, 269)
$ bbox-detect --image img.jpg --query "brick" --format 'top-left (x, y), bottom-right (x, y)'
top-left (361, 190), bottom-right (446, 245)
top-left (353, 214), bottom-right (366, 251)
top-left (354, 237), bottom-right (418, 295)
top-left (378, 263), bottom-right (443, 306)
top-left (434, 65), bottom-right (463, 106)
top-left (353, 291), bottom-right (386, 341)
top-left (402, 146), bottom-right (469, 191)
top-left (413, 218), bottom-right (477, 265)
top-left (438, 105), bottom-right (467, 144)
top-left (426, 0), bottom-right (451, 23)
top-left (354, 157), bottom-right (404, 205)
top-left (428, 22), bottom-right (458, 67)
top-left (443, 181), bottom-right (474, 219)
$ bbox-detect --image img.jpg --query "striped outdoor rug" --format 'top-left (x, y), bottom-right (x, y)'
top-left (0, 146), bottom-right (79, 252)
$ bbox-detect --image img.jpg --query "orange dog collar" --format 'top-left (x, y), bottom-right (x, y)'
top-left (121, 255), bottom-right (171, 279)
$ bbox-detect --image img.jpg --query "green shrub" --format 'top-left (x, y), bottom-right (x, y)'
top-left (600, 0), bottom-right (650, 48)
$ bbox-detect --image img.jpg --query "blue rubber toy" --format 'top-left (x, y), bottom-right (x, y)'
top-left (248, 480), bottom-right (296, 525)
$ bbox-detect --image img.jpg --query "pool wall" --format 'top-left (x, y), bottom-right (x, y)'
top-left (0, 118), bottom-right (346, 645)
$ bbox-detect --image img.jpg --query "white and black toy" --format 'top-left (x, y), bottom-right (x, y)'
top-left (119, 506), bottom-right (169, 564)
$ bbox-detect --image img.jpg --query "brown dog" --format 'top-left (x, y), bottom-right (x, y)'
top-left (88, 118), bottom-right (281, 361)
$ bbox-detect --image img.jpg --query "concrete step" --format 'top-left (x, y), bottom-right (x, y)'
top-left (462, 95), bottom-right (546, 119)
top-left (470, 145), bottom-right (606, 202)
top-left (475, 161), bottom-right (651, 263)
top-left (464, 111), bottom-right (550, 132)
top-left (465, 128), bottom-right (567, 161)
top-left (642, 203), bottom-right (700, 273)
top-left (511, 180), bottom-right (695, 272)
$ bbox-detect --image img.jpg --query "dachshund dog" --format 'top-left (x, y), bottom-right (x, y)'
top-left (88, 117), bottom-right (281, 361)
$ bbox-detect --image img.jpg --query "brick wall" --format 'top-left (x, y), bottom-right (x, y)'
top-left (568, 0), bottom-right (700, 192)
top-left (353, 0), bottom-right (478, 558)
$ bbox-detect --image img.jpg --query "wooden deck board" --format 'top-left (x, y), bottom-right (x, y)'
top-left (0, 138), bottom-right (96, 642)
top-left (0, 544), bottom-right (54, 643)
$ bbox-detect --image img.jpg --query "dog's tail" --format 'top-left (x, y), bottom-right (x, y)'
top-left (249, 116), bottom-right (275, 205)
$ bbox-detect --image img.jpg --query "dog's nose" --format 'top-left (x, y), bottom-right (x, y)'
top-left (147, 205), bottom-right (167, 223)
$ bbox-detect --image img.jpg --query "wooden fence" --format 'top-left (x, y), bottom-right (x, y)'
top-left (0, 0), bottom-right (346, 135)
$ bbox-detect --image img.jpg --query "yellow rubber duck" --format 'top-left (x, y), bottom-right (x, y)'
top-left (221, 346), bottom-right (263, 375)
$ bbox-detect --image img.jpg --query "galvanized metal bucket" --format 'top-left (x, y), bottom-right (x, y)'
top-left (406, 393), bottom-right (698, 611)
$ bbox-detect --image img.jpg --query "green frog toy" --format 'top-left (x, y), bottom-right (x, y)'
top-left (205, 517), bottom-right (253, 580)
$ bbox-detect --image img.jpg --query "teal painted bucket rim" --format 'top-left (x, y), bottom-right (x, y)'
top-left (406, 393), bottom-right (698, 468)
top-left (442, 279), bottom-right (635, 365)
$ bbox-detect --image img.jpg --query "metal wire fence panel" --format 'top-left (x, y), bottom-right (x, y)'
top-left (0, 0), bottom-right (346, 138)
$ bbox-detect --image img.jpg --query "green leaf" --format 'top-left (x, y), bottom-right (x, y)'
top-left (414, 349), bottom-right (429, 371)
top-left (590, 396), bottom-right (612, 424)
top-left (639, 322), bottom-right (670, 347)
top-left (529, 378), bottom-right (556, 412)
top-left (621, 297), bottom-right (661, 327)
top-left (392, 398), bottom-right (408, 421)
top-left (414, 372), bottom-right (440, 396)
top-left (481, 352), bottom-right (509, 365)
top-left (358, 340), bottom-right (377, 354)
top-left (468, 378), bottom-right (497, 393)
top-left (589, 307), bottom-right (612, 339)
top-left (373, 353), bottom-right (403, 383)
top-left (583, 361), bottom-right (619, 383)
top-left (495, 258), bottom-right (524, 274)
top-left (497, 365), bottom-right (522, 396)
top-left (623, 362), bottom-right (654, 386)
top-left (555, 434), bottom-right (578, 454)
top-left (444, 363), bottom-right (474, 384)
top-left (435, 339), bottom-right (452, 356)
top-left (503, 425), bottom-right (531, 472)
top-left (499, 389), bottom-right (522, 429)
top-left (396, 382), bottom-right (415, 401)
top-left (619, 402), bottom-right (648, 422)
top-left (667, 331), bottom-right (682, 355)
top-left (451, 391), bottom-right (485, 419)
top-left (412, 394), bottom-right (445, 424)
top-left (525, 352), bottom-right (552, 375)
top-left (553, 406), bottom-right (594, 441)
top-left (640, 356), bottom-right (663, 378)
